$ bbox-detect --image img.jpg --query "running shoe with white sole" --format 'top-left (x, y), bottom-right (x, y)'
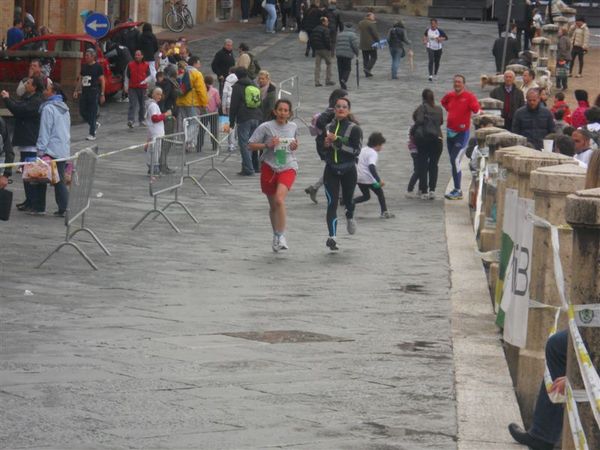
top-left (86, 135), bottom-right (97, 141)
top-left (380, 211), bottom-right (395, 219)
top-left (326, 237), bottom-right (338, 251)
top-left (445, 189), bottom-right (463, 200)
top-left (272, 235), bottom-right (279, 252)
top-left (346, 218), bottom-right (356, 235)
top-left (278, 234), bottom-right (288, 250)
top-left (428, 191), bottom-right (436, 200)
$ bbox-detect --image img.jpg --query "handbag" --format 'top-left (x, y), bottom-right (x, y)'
top-left (298, 30), bottom-right (309, 43)
top-left (0, 188), bottom-right (13, 221)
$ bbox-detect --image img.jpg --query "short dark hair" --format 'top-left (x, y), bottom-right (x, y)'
top-left (204, 74), bottom-right (214, 86)
top-left (320, 16), bottom-right (328, 24)
top-left (238, 42), bottom-right (249, 52)
top-left (585, 106), bottom-right (600, 124)
top-left (554, 109), bottom-right (565, 121)
top-left (554, 91), bottom-right (565, 101)
top-left (13, 18), bottom-right (23, 26)
top-left (328, 88), bottom-right (348, 108)
top-left (575, 89), bottom-right (588, 102)
top-left (555, 135), bottom-right (575, 156)
top-left (454, 74), bottom-right (466, 83)
top-left (234, 67), bottom-right (248, 79)
top-left (368, 132), bottom-right (386, 147)
top-left (576, 16), bottom-right (585, 22)
top-left (563, 126), bottom-right (575, 136)
top-left (524, 69), bottom-right (535, 79)
top-left (188, 56), bottom-right (200, 66)
top-left (30, 76), bottom-right (44, 93)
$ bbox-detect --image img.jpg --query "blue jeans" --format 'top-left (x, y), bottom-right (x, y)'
top-left (264, 4), bottom-right (277, 32)
top-left (237, 119), bottom-right (260, 175)
top-left (389, 47), bottom-right (403, 79)
top-left (241, 0), bottom-right (250, 19)
top-left (530, 330), bottom-right (567, 445)
top-left (446, 130), bottom-right (469, 191)
top-left (128, 88), bottom-right (146, 124)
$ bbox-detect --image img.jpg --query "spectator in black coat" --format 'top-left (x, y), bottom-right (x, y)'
top-left (324, 0), bottom-right (343, 56)
top-left (139, 23), bottom-right (159, 77)
top-left (0, 116), bottom-right (14, 190)
top-left (492, 26), bottom-right (520, 73)
top-left (490, 70), bottom-right (525, 132)
top-left (302, 3), bottom-right (324, 57)
top-left (211, 39), bottom-right (236, 100)
top-left (512, 89), bottom-right (555, 150)
top-left (311, 17), bottom-right (334, 87)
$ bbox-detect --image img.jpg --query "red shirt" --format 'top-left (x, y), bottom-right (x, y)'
top-left (571, 100), bottom-right (589, 129)
top-left (126, 60), bottom-right (150, 89)
top-left (550, 100), bottom-right (573, 125)
top-left (441, 89), bottom-right (480, 132)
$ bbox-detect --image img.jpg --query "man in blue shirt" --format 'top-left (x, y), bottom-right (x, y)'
top-left (7, 19), bottom-right (25, 49)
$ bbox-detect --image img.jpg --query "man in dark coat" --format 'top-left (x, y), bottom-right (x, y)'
top-left (512, 89), bottom-right (555, 150)
top-left (492, 25), bottom-right (520, 73)
top-left (490, 70), bottom-right (525, 132)
top-left (310, 16), bottom-right (334, 87)
top-left (211, 39), bottom-right (236, 100)
top-left (324, 0), bottom-right (343, 56)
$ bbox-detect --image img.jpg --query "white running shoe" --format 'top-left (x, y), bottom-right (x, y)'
top-left (347, 218), bottom-right (356, 235)
top-left (428, 191), bottom-right (436, 200)
top-left (272, 235), bottom-right (279, 253)
top-left (278, 234), bottom-right (288, 250)
top-left (86, 134), bottom-right (97, 141)
top-left (405, 191), bottom-right (418, 199)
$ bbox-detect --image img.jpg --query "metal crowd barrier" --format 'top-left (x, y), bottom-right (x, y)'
top-left (38, 147), bottom-right (110, 270)
top-left (182, 112), bottom-right (232, 194)
top-left (277, 75), bottom-right (309, 129)
top-left (132, 133), bottom-right (198, 233)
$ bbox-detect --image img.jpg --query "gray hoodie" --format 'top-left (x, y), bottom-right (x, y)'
top-left (37, 95), bottom-right (71, 159)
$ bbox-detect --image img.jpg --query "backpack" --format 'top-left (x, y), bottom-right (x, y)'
top-left (247, 53), bottom-right (261, 79)
top-left (244, 85), bottom-right (261, 109)
top-left (178, 68), bottom-right (192, 96)
top-left (309, 112), bottom-right (322, 136)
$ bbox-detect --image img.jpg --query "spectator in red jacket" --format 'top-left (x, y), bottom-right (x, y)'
top-left (126, 50), bottom-right (150, 128)
top-left (571, 89), bottom-right (589, 129)
top-left (550, 91), bottom-right (572, 125)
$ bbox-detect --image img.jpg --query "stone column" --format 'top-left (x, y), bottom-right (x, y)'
top-left (479, 97), bottom-right (504, 117)
top-left (563, 188), bottom-right (600, 449)
top-left (531, 37), bottom-right (550, 68)
top-left (473, 116), bottom-right (505, 129)
top-left (542, 24), bottom-right (559, 74)
top-left (562, 7), bottom-right (577, 24)
top-left (514, 164), bottom-right (586, 428)
top-left (553, 15), bottom-right (570, 33)
top-left (478, 133), bottom-right (528, 252)
top-left (506, 64), bottom-right (528, 76)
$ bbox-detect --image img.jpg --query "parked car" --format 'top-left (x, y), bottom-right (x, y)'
top-left (0, 22), bottom-right (141, 96)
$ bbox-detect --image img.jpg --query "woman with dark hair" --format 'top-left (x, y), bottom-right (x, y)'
top-left (139, 23), bottom-right (159, 80)
top-left (304, 88), bottom-right (348, 203)
top-left (572, 89), bottom-right (589, 129)
top-left (248, 99), bottom-right (299, 252)
top-left (322, 97), bottom-right (362, 251)
top-left (0, 76), bottom-right (44, 211)
top-left (412, 88), bottom-right (444, 199)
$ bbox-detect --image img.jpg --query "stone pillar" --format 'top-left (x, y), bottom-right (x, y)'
top-left (480, 134), bottom-right (528, 253)
top-left (473, 115), bottom-right (505, 129)
top-left (561, 7), bottom-right (577, 24)
top-left (479, 97), bottom-right (504, 117)
top-left (513, 164), bottom-right (586, 428)
top-left (553, 15), bottom-right (570, 33)
top-left (531, 37), bottom-right (550, 68)
top-left (542, 24), bottom-right (559, 74)
top-left (563, 188), bottom-right (600, 449)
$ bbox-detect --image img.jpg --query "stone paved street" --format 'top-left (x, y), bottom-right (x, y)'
top-left (1, 13), bottom-right (504, 449)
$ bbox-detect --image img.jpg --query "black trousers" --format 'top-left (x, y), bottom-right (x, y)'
top-left (323, 164), bottom-right (356, 237)
top-left (416, 136), bottom-right (443, 193)
top-left (336, 56), bottom-right (352, 88)
top-left (354, 183), bottom-right (387, 214)
top-left (362, 49), bottom-right (377, 74)
top-left (427, 48), bottom-right (442, 76)
top-left (570, 46), bottom-right (585, 75)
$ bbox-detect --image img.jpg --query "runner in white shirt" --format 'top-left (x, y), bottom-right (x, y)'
top-left (353, 132), bottom-right (395, 219)
top-left (422, 18), bottom-right (448, 82)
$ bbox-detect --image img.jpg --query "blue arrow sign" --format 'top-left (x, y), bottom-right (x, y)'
top-left (84, 13), bottom-right (111, 40)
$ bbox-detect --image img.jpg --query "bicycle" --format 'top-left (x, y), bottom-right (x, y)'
top-left (164, 0), bottom-right (193, 33)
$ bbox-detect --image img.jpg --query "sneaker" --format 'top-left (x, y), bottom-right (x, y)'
top-left (281, 26), bottom-right (286, 31)
top-left (86, 134), bottom-right (97, 141)
top-left (278, 234), bottom-right (288, 250)
top-left (405, 190), bottom-right (418, 199)
top-left (346, 218), bottom-right (356, 235)
top-left (96, 121), bottom-right (101, 130)
top-left (53, 210), bottom-right (65, 217)
top-left (326, 237), bottom-right (338, 251)
top-left (16, 201), bottom-right (30, 211)
top-left (127, 120), bottom-right (133, 129)
top-left (27, 210), bottom-right (46, 216)
top-left (241, 19), bottom-right (249, 23)
top-left (304, 186), bottom-right (318, 204)
top-left (428, 191), bottom-right (436, 200)
top-left (575, 74), bottom-right (582, 78)
top-left (325, 81), bottom-right (335, 86)
top-left (272, 235), bottom-right (279, 253)
top-left (380, 211), bottom-right (395, 219)
top-left (444, 189), bottom-right (463, 200)
top-left (428, 75), bottom-right (433, 82)
top-left (420, 192), bottom-right (429, 200)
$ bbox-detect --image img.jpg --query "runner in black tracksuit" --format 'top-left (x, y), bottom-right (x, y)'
top-left (322, 96), bottom-right (362, 251)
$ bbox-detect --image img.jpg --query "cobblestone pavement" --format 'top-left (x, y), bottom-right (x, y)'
top-left (1, 13), bottom-right (502, 450)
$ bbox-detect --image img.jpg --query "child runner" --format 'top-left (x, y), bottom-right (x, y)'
top-left (145, 86), bottom-right (172, 175)
top-left (323, 96), bottom-right (363, 251)
top-left (248, 99), bottom-right (299, 252)
top-left (354, 132), bottom-right (395, 218)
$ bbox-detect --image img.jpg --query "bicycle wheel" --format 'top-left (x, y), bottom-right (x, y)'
top-left (165, 11), bottom-right (185, 32)
top-left (183, 7), bottom-right (194, 28)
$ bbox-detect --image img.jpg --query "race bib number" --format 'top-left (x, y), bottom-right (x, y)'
top-left (81, 75), bottom-right (92, 87)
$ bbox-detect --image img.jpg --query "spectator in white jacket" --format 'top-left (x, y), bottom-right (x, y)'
top-left (145, 86), bottom-right (172, 175)
top-left (222, 67), bottom-right (238, 153)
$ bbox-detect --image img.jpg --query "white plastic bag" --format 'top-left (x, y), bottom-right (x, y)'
top-left (298, 30), bottom-right (309, 43)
